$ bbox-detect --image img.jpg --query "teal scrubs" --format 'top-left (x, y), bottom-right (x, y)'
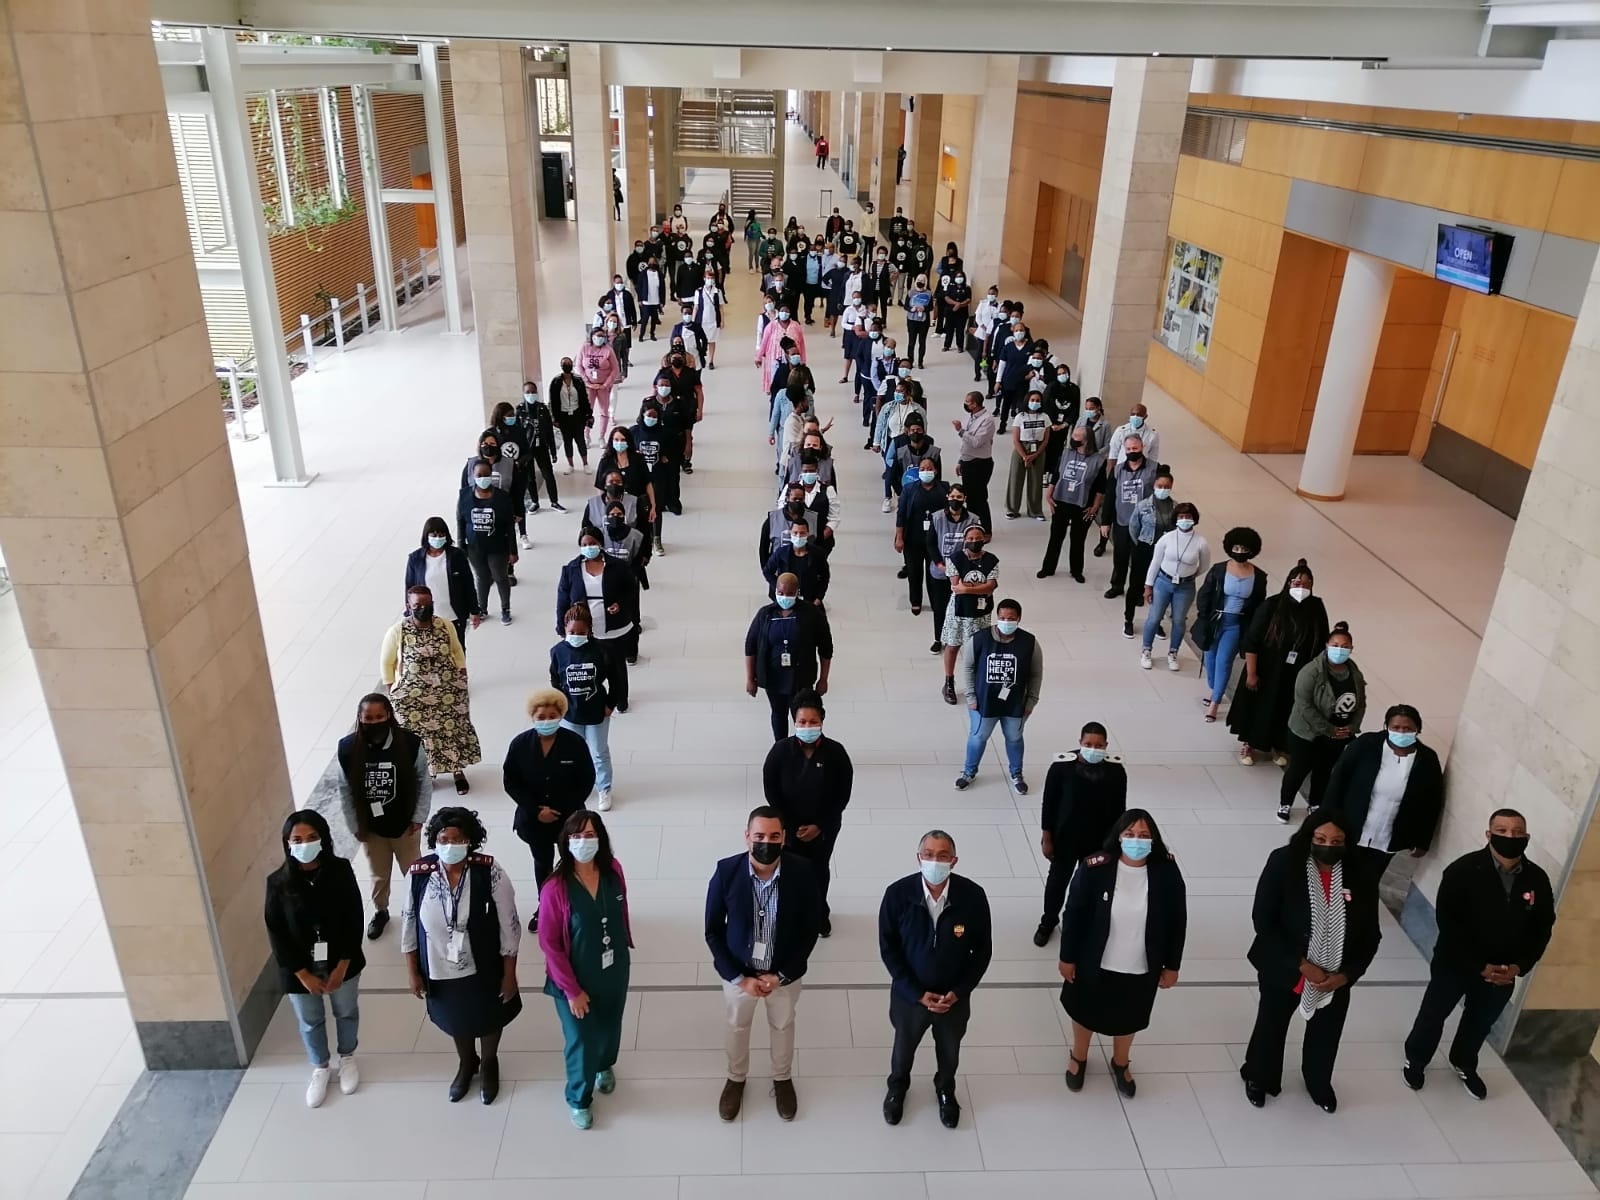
top-left (544, 872), bottom-right (631, 1108)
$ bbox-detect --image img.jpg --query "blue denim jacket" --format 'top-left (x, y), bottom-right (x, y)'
top-left (1127, 495), bottom-right (1175, 545)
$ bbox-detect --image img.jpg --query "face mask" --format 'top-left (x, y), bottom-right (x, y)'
top-left (1121, 837), bottom-right (1153, 862)
top-left (533, 718), bottom-right (563, 737)
top-left (1387, 730), bottom-right (1418, 749)
top-left (988, 292), bottom-right (998, 300)
top-left (788, 354), bottom-right (803, 366)
top-left (1310, 844), bottom-right (1345, 867)
top-left (592, 336), bottom-right (605, 347)
top-left (503, 414), bottom-right (517, 426)
top-left (436, 842), bottom-right (469, 865)
top-left (964, 542), bottom-right (984, 557)
top-left (361, 721), bottom-right (389, 746)
top-left (1129, 414), bottom-right (1145, 429)
top-left (765, 303), bottom-right (776, 315)
top-left (801, 471), bottom-right (819, 486)
top-left (411, 604), bottom-right (434, 622)
top-left (1028, 401), bottom-right (1042, 412)
top-left (1289, 586), bottom-right (1311, 603)
top-left (1028, 358), bottom-right (1043, 369)
top-left (996, 618), bottom-right (1020, 636)
top-left (1326, 645), bottom-right (1352, 665)
top-left (565, 633), bottom-right (589, 648)
top-left (562, 364), bottom-right (574, 374)
top-left (568, 837), bottom-right (600, 864)
top-left (1013, 334), bottom-right (1026, 344)
top-left (580, 544), bottom-right (602, 560)
top-left (427, 535), bottom-right (448, 550)
top-left (653, 385), bottom-right (674, 401)
top-left (898, 367), bottom-right (911, 379)
top-left (920, 859), bottom-right (954, 886)
top-left (775, 594), bottom-right (797, 610)
top-left (474, 477), bottom-right (493, 491)
top-left (1490, 833), bottom-right (1529, 859)
top-left (1079, 746), bottom-right (1107, 764)
top-left (777, 311), bottom-right (791, 321)
top-left (955, 276), bottom-right (964, 284)
top-left (1176, 518), bottom-right (1195, 532)
top-left (605, 519), bottom-right (626, 537)
top-left (918, 469), bottom-right (936, 485)
top-left (947, 501), bottom-right (965, 515)
top-left (612, 440), bottom-right (628, 453)
top-left (750, 840), bottom-right (782, 865)
top-left (795, 725), bottom-right (823, 744)
top-left (1056, 374), bottom-right (1068, 384)
top-left (1125, 453), bottom-right (1144, 466)
top-left (869, 330), bottom-right (880, 340)
top-left (790, 533), bottom-right (809, 549)
top-left (605, 485), bottom-right (624, 498)
top-left (640, 414), bottom-right (658, 428)
top-left (288, 840), bottom-right (321, 863)
top-left (1086, 410), bottom-right (1100, 422)
top-left (1228, 549), bottom-right (1252, 563)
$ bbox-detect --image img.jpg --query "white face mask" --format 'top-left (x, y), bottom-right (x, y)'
top-left (919, 859), bottom-right (953, 886)
top-left (288, 840), bottom-right (321, 863)
top-left (436, 842), bottom-right (469, 865)
top-left (568, 837), bottom-right (600, 864)
top-left (1289, 586), bottom-right (1311, 603)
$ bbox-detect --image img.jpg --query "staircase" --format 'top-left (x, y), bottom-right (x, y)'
top-left (674, 89), bottom-right (777, 158)
top-left (729, 169), bottom-right (775, 219)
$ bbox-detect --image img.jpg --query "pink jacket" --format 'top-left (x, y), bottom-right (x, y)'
top-left (576, 343), bottom-right (620, 397)
top-left (537, 860), bottom-right (634, 1000)
top-left (758, 318), bottom-right (806, 389)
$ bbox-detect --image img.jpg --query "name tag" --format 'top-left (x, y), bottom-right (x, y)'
top-left (447, 929), bottom-right (466, 964)
top-left (752, 941), bottom-right (768, 962)
top-left (780, 652), bottom-right (792, 667)
top-left (1286, 650), bottom-right (1298, 665)
top-left (312, 940), bottom-right (328, 963)
top-left (922, 518), bottom-right (931, 531)
top-left (370, 801), bottom-right (386, 817)
top-left (998, 685), bottom-right (1011, 700)
top-left (601, 949), bottom-right (616, 970)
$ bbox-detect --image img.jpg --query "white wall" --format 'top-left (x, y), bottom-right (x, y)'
top-left (599, 46), bottom-right (991, 94)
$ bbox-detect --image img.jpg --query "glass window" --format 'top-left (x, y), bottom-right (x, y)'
top-left (1158, 239), bottom-right (1221, 366)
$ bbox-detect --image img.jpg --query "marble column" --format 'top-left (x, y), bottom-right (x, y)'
top-left (623, 86), bottom-right (652, 234)
top-left (840, 91), bottom-right (858, 194)
top-left (875, 92), bottom-right (900, 221)
top-left (856, 92), bottom-right (878, 207)
top-left (1075, 56), bottom-right (1189, 409)
top-left (909, 94), bottom-right (943, 236)
top-left (569, 43), bottom-right (616, 314)
top-left (452, 41), bottom-right (541, 419)
top-left (1410, 248), bottom-right (1600, 1058)
top-left (653, 86), bottom-right (679, 221)
top-left (814, 90), bottom-right (830, 149)
top-left (0, 0), bottom-right (294, 1068)
top-left (827, 90), bottom-right (844, 173)
top-left (962, 56), bottom-right (1021, 293)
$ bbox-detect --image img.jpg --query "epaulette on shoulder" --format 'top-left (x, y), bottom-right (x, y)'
top-left (1057, 751), bottom-right (1077, 762)
top-left (468, 853), bottom-right (495, 866)
top-left (1108, 754), bottom-right (1123, 763)
top-left (1084, 852), bottom-right (1110, 866)
top-left (409, 859), bottom-right (438, 875)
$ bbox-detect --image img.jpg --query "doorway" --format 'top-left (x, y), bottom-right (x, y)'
top-left (1030, 182), bottom-right (1059, 287)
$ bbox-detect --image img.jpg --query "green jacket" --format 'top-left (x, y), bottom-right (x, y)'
top-left (1287, 655), bottom-right (1366, 741)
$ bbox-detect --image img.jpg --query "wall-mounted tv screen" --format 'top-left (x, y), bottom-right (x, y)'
top-left (1435, 223), bottom-right (1512, 295)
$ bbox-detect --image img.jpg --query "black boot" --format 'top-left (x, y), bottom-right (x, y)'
top-left (480, 1055), bottom-right (500, 1105)
top-left (1031, 918), bottom-right (1056, 948)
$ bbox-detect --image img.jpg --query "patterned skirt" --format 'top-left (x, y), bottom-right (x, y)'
top-left (391, 624), bottom-right (482, 774)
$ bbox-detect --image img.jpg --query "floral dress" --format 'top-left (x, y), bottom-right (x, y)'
top-left (390, 619), bottom-right (481, 774)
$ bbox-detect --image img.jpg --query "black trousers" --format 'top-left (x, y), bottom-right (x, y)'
top-left (958, 458), bottom-right (994, 533)
top-left (1281, 731), bottom-right (1345, 808)
top-left (451, 617), bottom-right (469, 658)
top-left (1242, 981), bottom-right (1350, 1096)
top-left (520, 829), bottom-right (557, 897)
top-left (1404, 963), bottom-right (1513, 1074)
top-left (599, 637), bottom-right (631, 707)
top-left (555, 415), bottom-right (589, 465)
top-left (996, 388), bottom-right (1023, 429)
top-left (465, 543), bottom-right (511, 616)
top-left (888, 993), bottom-right (970, 1093)
top-left (640, 303), bottom-right (660, 338)
top-left (927, 574), bottom-right (952, 643)
top-left (1040, 851), bottom-right (1076, 926)
top-left (1108, 522), bottom-right (1134, 591)
top-left (1125, 541), bottom-right (1154, 626)
top-left (764, 687), bottom-right (792, 741)
top-left (785, 832), bottom-right (836, 916)
top-left (903, 541), bottom-right (927, 607)
top-left (1040, 502), bottom-right (1090, 577)
top-left (525, 448), bottom-right (560, 506)
top-left (906, 321), bottom-right (929, 365)
top-left (803, 284), bottom-right (822, 320)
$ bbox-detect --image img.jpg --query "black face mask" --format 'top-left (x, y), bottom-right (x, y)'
top-left (605, 485), bottom-right (624, 499)
top-left (784, 502), bottom-right (806, 519)
top-left (561, 364), bottom-right (573, 374)
top-left (410, 603), bottom-right (434, 622)
top-left (948, 502), bottom-right (965, 516)
top-left (1228, 550), bottom-right (1254, 563)
top-left (671, 357), bottom-right (685, 368)
top-left (605, 519), bottom-right (627, 537)
top-left (1124, 453), bottom-right (1144, 466)
top-left (1310, 844), bottom-right (1345, 867)
top-left (1070, 440), bottom-right (1086, 452)
top-left (749, 841), bottom-right (782, 865)
top-left (360, 721), bottom-right (390, 746)
top-left (1490, 834), bottom-right (1529, 860)
top-left (964, 542), bottom-right (984, 558)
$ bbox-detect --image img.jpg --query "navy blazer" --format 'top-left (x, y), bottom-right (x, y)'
top-left (555, 556), bottom-right (639, 638)
top-left (704, 851), bottom-right (821, 984)
top-left (878, 872), bottom-right (993, 1005)
top-left (1060, 852), bottom-right (1187, 979)
top-left (404, 545), bottom-right (479, 621)
top-left (1248, 844), bottom-right (1381, 991)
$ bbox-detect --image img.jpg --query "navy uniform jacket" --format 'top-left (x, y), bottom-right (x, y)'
top-left (1061, 851), bottom-right (1187, 979)
top-left (878, 872), bottom-right (993, 1004)
top-left (404, 545), bottom-right (479, 621)
top-left (1248, 844), bottom-right (1381, 991)
top-left (704, 852), bottom-right (822, 983)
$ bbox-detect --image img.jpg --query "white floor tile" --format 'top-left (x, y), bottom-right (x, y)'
top-left (966, 1072), bottom-right (1139, 1169)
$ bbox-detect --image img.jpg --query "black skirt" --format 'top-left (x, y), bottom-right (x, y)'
top-left (425, 973), bottom-right (523, 1039)
top-left (1060, 968), bottom-right (1160, 1037)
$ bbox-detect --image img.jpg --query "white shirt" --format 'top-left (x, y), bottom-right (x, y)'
top-left (1359, 745), bottom-right (1417, 849)
top-left (1146, 530), bottom-right (1212, 586)
top-left (422, 549), bottom-right (459, 621)
top-left (643, 270), bottom-right (661, 306)
top-left (400, 861), bottom-right (521, 980)
top-left (1108, 421), bottom-right (1160, 467)
top-left (583, 563), bottom-right (633, 641)
top-left (1101, 861), bottom-right (1151, 975)
top-left (922, 878), bottom-right (949, 927)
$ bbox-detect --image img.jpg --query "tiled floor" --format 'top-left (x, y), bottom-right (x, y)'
top-left (0, 122), bottom-right (1578, 1198)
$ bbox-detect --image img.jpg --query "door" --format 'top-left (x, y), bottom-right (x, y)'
top-left (540, 151), bottom-right (566, 219)
top-left (1029, 182), bottom-right (1058, 285)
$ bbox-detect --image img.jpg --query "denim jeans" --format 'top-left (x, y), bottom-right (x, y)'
top-left (963, 710), bottom-right (1027, 778)
top-left (288, 975), bottom-right (360, 1067)
top-left (1203, 612), bottom-right (1245, 703)
top-left (1142, 572), bottom-right (1195, 653)
top-left (563, 716), bottom-right (613, 791)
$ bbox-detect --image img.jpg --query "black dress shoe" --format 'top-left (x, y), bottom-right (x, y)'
top-left (527, 911), bottom-right (539, 934)
top-left (1310, 1086), bottom-right (1338, 1113)
top-left (366, 910), bottom-right (389, 940)
top-left (1031, 919), bottom-right (1054, 947)
top-left (929, 639), bottom-right (942, 654)
top-left (897, 567), bottom-right (908, 579)
top-left (1071, 572), bottom-right (1085, 583)
top-left (819, 916), bottom-right (832, 938)
top-left (448, 1054), bottom-right (480, 1102)
top-left (883, 1088), bottom-right (906, 1125)
top-left (1244, 1079), bottom-right (1266, 1108)
top-left (936, 1087), bottom-right (961, 1128)
top-left (480, 1056), bottom-right (500, 1104)
top-left (1104, 586), bottom-right (1123, 599)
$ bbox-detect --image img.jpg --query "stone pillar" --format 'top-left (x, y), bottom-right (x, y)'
top-left (0, 1), bottom-right (294, 1068)
top-left (909, 94), bottom-right (943, 236)
top-left (569, 43), bottom-right (616, 314)
top-left (1297, 253), bottom-right (1394, 500)
top-left (654, 87), bottom-right (679, 221)
top-left (840, 91), bottom-right (858, 193)
top-left (815, 91), bottom-right (830, 150)
top-left (827, 90), bottom-right (845, 173)
top-left (856, 93), bottom-right (877, 207)
top-left (1076, 56), bottom-right (1189, 409)
top-left (419, 43), bottom-right (464, 334)
top-left (623, 86), bottom-right (652, 234)
top-left (962, 55), bottom-right (1021, 293)
top-left (1412, 248), bottom-right (1600, 1058)
top-left (453, 41), bottom-right (542, 419)
top-left (876, 92), bottom-right (900, 221)
top-left (770, 91), bottom-right (787, 225)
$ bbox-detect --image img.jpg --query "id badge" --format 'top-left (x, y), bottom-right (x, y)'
top-left (312, 940), bottom-right (329, 963)
top-left (922, 518), bottom-right (931, 531)
top-left (780, 652), bottom-right (792, 667)
top-left (601, 949), bottom-right (616, 970)
top-left (998, 685), bottom-right (1011, 701)
top-left (369, 801), bottom-right (385, 817)
top-left (447, 929), bottom-right (466, 964)
top-left (1286, 650), bottom-right (1298, 665)
top-left (752, 941), bottom-right (768, 963)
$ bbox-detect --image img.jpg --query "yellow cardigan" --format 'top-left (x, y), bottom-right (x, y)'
top-left (379, 617), bottom-right (466, 685)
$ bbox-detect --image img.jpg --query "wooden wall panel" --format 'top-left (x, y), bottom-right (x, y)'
top-left (1548, 160), bottom-right (1600, 242)
top-left (1241, 122), bottom-right (1366, 192)
top-left (1439, 299), bottom-right (1529, 445)
top-left (1491, 307), bottom-right (1577, 468)
top-left (1246, 231), bottom-right (1338, 452)
top-left (1000, 91), bottom-right (1108, 307)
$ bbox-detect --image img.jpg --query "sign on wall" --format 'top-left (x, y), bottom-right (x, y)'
top-left (1159, 239), bottom-right (1222, 366)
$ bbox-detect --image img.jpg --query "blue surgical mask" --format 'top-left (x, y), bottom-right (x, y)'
top-left (789, 354), bottom-right (803, 366)
top-left (996, 619), bottom-right (1020, 636)
top-left (1153, 487), bottom-right (1171, 500)
top-left (801, 471), bottom-right (819, 486)
top-left (777, 310), bottom-right (790, 321)
top-left (656, 385), bottom-right (672, 398)
top-left (580, 544), bottom-right (602, 560)
top-left (1388, 730), bottom-right (1418, 749)
top-left (1326, 645), bottom-right (1352, 665)
top-left (435, 842), bottom-right (469, 865)
top-left (898, 367), bottom-right (911, 378)
top-left (612, 440), bottom-right (628, 453)
top-left (920, 859), bottom-right (954, 886)
top-left (1176, 518), bottom-right (1195, 531)
top-left (565, 633), bottom-right (589, 648)
top-left (533, 718), bottom-right (563, 737)
top-left (1120, 836), bottom-right (1153, 862)
top-left (643, 415), bottom-right (659, 427)
top-left (775, 594), bottom-right (798, 609)
top-left (1028, 400), bottom-right (1042, 411)
top-left (790, 533), bottom-right (809, 549)
top-left (427, 535), bottom-right (448, 550)
top-left (288, 840), bottom-right (321, 863)
top-left (795, 726), bottom-right (823, 744)
top-left (1128, 414), bottom-right (1145, 429)
top-left (1079, 746), bottom-right (1106, 764)
top-left (918, 469), bottom-right (936, 484)
top-left (568, 836), bottom-right (600, 864)
top-left (503, 414), bottom-right (516, 426)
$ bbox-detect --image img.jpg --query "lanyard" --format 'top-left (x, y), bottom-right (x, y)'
top-left (442, 868), bottom-right (467, 935)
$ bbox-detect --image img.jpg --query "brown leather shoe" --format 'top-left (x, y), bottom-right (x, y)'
top-left (717, 1079), bottom-right (745, 1121)
top-left (773, 1078), bottom-right (798, 1121)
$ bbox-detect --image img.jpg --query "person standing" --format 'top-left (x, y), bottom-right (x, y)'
top-left (539, 811), bottom-right (633, 1129)
top-left (1192, 527), bottom-right (1268, 723)
top-left (576, 329), bottom-right (622, 445)
top-left (264, 810), bottom-right (365, 1108)
top-left (956, 599), bottom-right (1043, 795)
top-left (1280, 621), bottom-right (1365, 822)
top-left (402, 807), bottom-right (522, 1105)
top-left (1105, 404), bottom-right (1160, 468)
top-left (745, 573), bottom-right (834, 741)
top-left (1325, 705), bottom-right (1443, 878)
top-left (1037, 426), bottom-right (1106, 582)
top-left (1402, 808), bottom-right (1554, 1100)
top-left (925, 483), bottom-right (982, 656)
top-left (940, 530), bottom-right (999, 706)
top-left (704, 807), bottom-right (823, 1122)
top-left (557, 527), bottom-right (639, 690)
top-left (549, 359), bottom-right (594, 474)
top-left (1099, 436), bottom-right (1158, 614)
top-left (952, 391), bottom-right (997, 533)
top-left (1139, 501), bottom-right (1209, 672)
top-left (405, 518), bottom-right (479, 652)
top-left (380, 585), bottom-right (480, 796)
top-left (895, 460), bottom-right (948, 617)
top-left (335, 693), bottom-right (432, 939)
top-left (636, 255), bottom-right (665, 340)
top-left (550, 605), bottom-right (622, 814)
top-left (762, 689), bottom-right (852, 937)
top-left (1035, 723), bottom-right (1128, 946)
top-left (762, 520), bottom-right (831, 607)
top-left (1059, 810), bottom-right (1186, 1098)
top-left (515, 383), bottom-right (565, 513)
top-left (457, 461), bottom-right (517, 626)
top-left (1118, 461), bottom-right (1172, 638)
top-left (1227, 560), bottom-right (1331, 768)
top-left (503, 690), bottom-right (597, 932)
top-left (1241, 808), bottom-right (1380, 1114)
top-left (1002, 394), bottom-right (1051, 523)
top-left (878, 830), bottom-right (993, 1129)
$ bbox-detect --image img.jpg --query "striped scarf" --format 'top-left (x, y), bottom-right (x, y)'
top-left (1299, 857), bottom-right (1346, 1020)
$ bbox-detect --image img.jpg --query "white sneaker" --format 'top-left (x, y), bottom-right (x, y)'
top-left (306, 1066), bottom-right (332, 1108)
top-left (337, 1054), bottom-right (360, 1094)
top-left (1167, 652), bottom-right (1180, 672)
top-left (881, 497), bottom-right (893, 513)
top-left (1139, 649), bottom-right (1152, 670)
top-left (597, 788), bottom-right (613, 812)
top-left (653, 539), bottom-right (665, 556)
top-left (519, 533), bottom-right (534, 550)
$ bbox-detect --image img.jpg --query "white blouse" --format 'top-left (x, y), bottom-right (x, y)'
top-left (1101, 861), bottom-right (1151, 975)
top-left (1145, 530), bottom-right (1212, 587)
top-left (401, 861), bottom-right (521, 980)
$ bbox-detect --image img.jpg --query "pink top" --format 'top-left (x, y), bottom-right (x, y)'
top-left (758, 318), bottom-right (807, 390)
top-left (537, 860), bottom-right (634, 1000)
top-left (576, 343), bottom-right (620, 393)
